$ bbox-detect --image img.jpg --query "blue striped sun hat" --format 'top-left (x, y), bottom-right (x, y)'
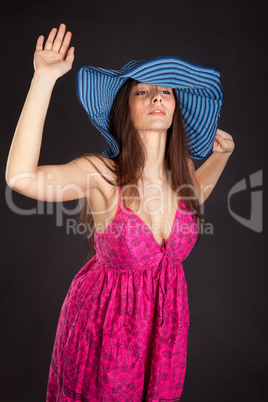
top-left (76, 56), bottom-right (224, 159)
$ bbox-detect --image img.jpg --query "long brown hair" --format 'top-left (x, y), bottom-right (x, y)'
top-left (77, 78), bottom-right (204, 262)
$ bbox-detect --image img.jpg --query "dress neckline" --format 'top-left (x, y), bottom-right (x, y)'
top-left (123, 199), bottom-right (182, 250)
top-left (95, 185), bottom-right (183, 250)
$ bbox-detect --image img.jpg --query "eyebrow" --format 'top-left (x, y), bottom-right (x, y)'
top-left (134, 83), bottom-right (172, 91)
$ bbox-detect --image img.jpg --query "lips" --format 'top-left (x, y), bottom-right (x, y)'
top-left (148, 107), bottom-right (165, 115)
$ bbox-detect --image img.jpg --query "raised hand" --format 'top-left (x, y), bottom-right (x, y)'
top-left (212, 128), bottom-right (235, 154)
top-left (34, 23), bottom-right (74, 80)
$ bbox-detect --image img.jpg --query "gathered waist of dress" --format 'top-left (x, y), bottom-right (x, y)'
top-left (94, 253), bottom-right (183, 274)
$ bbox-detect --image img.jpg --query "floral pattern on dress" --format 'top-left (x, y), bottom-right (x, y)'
top-left (47, 186), bottom-right (198, 401)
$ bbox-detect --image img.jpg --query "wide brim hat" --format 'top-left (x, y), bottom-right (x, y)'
top-left (76, 56), bottom-right (224, 159)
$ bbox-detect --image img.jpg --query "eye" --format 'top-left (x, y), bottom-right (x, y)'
top-left (136, 90), bottom-right (147, 95)
top-left (161, 90), bottom-right (171, 94)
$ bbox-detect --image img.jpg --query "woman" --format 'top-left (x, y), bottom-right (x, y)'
top-left (6, 24), bottom-right (235, 401)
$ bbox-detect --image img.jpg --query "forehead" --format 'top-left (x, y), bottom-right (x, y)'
top-left (132, 81), bottom-right (173, 91)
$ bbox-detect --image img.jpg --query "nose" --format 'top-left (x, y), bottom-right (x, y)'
top-left (152, 89), bottom-right (162, 103)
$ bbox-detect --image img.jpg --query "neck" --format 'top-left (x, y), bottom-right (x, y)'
top-left (139, 129), bottom-right (167, 182)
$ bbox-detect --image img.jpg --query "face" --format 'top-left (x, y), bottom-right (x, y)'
top-left (128, 82), bottom-right (176, 133)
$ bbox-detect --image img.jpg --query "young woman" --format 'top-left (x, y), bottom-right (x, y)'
top-left (6, 23), bottom-right (235, 401)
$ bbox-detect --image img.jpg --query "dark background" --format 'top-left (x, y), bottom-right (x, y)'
top-left (1, 0), bottom-right (267, 401)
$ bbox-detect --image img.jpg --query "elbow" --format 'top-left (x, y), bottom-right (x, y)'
top-left (5, 170), bottom-right (33, 192)
top-left (5, 170), bottom-right (15, 190)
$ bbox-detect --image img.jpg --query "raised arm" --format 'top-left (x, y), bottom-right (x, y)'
top-left (189, 129), bottom-right (235, 204)
top-left (5, 24), bottom-right (100, 202)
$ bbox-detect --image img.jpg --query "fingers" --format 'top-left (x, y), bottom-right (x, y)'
top-left (58, 31), bottom-right (72, 58)
top-left (52, 23), bottom-right (67, 52)
top-left (65, 47), bottom-right (75, 65)
top-left (44, 27), bottom-right (58, 50)
top-left (216, 128), bottom-right (232, 139)
top-left (36, 35), bottom-right (44, 51)
top-left (43, 23), bottom-right (72, 54)
top-left (215, 133), bottom-right (224, 143)
top-left (215, 134), bottom-right (228, 150)
top-left (216, 129), bottom-right (233, 142)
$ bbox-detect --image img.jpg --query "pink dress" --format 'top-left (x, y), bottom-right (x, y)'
top-left (47, 185), bottom-right (198, 401)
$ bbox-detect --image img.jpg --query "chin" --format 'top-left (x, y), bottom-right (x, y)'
top-left (150, 125), bottom-right (170, 131)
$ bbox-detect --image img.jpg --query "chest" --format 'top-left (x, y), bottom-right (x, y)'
top-left (92, 185), bottom-right (180, 245)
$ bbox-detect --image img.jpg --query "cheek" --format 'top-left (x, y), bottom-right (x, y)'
top-left (129, 100), bottom-right (142, 123)
top-left (129, 102), bottom-right (136, 118)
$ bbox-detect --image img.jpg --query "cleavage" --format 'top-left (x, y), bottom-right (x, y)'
top-left (123, 191), bottom-right (179, 243)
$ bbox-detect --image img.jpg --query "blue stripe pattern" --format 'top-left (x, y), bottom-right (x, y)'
top-left (76, 56), bottom-right (224, 159)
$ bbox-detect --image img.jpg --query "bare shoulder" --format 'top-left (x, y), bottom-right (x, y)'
top-left (74, 154), bottom-right (116, 172)
top-left (74, 154), bottom-right (116, 187)
top-left (74, 154), bottom-right (117, 205)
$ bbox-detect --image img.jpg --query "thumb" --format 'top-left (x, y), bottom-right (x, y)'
top-left (65, 46), bottom-right (75, 66)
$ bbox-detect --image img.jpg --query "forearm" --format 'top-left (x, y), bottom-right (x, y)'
top-left (6, 72), bottom-right (56, 186)
top-left (195, 151), bottom-right (233, 200)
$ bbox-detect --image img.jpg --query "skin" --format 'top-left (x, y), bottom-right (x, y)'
top-left (128, 82), bottom-right (176, 181)
top-left (5, 23), bottom-right (235, 242)
top-left (129, 83), bottom-right (175, 134)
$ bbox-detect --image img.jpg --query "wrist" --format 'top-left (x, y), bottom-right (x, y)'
top-left (32, 70), bottom-right (58, 89)
top-left (212, 150), bottom-right (233, 158)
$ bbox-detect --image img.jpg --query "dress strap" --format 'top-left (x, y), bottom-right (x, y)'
top-left (116, 185), bottom-right (125, 213)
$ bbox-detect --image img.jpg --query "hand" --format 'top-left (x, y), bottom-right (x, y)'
top-left (33, 23), bottom-right (74, 80)
top-left (212, 129), bottom-right (235, 154)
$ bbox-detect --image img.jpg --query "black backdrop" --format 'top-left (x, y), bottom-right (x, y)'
top-left (1, 0), bottom-right (267, 401)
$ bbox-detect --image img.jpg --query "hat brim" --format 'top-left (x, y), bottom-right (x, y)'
top-left (76, 56), bottom-right (224, 159)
